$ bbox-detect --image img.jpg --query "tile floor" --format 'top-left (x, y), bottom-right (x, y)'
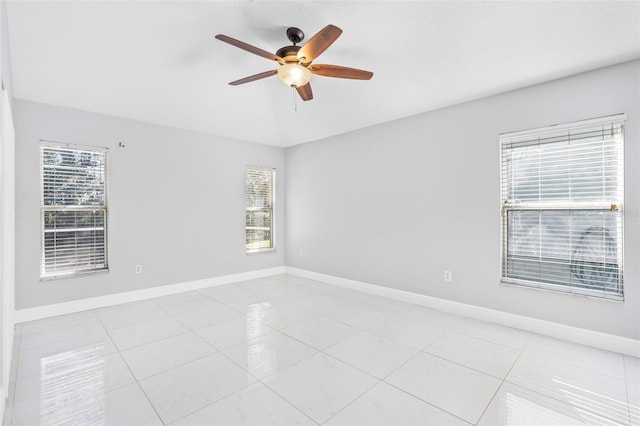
top-left (3, 274), bottom-right (639, 425)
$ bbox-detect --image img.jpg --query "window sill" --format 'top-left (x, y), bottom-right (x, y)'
top-left (41, 267), bottom-right (109, 281)
top-left (246, 248), bottom-right (276, 255)
top-left (500, 278), bottom-right (624, 302)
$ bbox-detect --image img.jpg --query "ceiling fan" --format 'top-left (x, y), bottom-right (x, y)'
top-left (215, 25), bottom-right (373, 101)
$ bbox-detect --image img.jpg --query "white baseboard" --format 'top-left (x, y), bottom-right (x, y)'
top-left (285, 267), bottom-right (640, 357)
top-left (0, 388), bottom-right (4, 426)
top-left (14, 267), bottom-right (285, 323)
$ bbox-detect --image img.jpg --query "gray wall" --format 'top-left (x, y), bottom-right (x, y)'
top-left (285, 60), bottom-right (640, 340)
top-left (14, 100), bottom-right (285, 309)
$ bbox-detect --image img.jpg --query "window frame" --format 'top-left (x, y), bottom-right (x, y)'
top-left (245, 165), bottom-right (276, 254)
top-left (499, 114), bottom-right (625, 300)
top-left (40, 141), bottom-right (109, 280)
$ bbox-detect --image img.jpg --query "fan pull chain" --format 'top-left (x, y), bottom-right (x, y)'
top-left (292, 86), bottom-right (297, 112)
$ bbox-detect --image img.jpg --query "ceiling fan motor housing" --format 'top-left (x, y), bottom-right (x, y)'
top-left (276, 27), bottom-right (305, 61)
top-left (276, 45), bottom-right (301, 60)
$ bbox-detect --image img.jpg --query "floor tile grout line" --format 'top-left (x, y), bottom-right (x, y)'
top-left (379, 377), bottom-right (474, 425)
top-left (100, 308), bottom-right (179, 330)
top-left (522, 333), bottom-right (629, 377)
top-left (474, 380), bottom-right (506, 426)
top-left (416, 348), bottom-right (516, 382)
top-left (278, 325), bottom-right (360, 353)
top-left (102, 316), bottom-right (166, 354)
top-left (121, 346), bottom-right (219, 383)
top-left (315, 330), bottom-right (423, 382)
top-left (622, 355), bottom-right (634, 425)
top-left (135, 352), bottom-right (261, 426)
top-left (92, 306), bottom-right (113, 333)
top-left (255, 326), bottom-right (326, 353)
top-left (94, 300), bottom-right (164, 318)
top-left (252, 375), bottom-right (322, 426)
top-left (112, 342), bottom-right (166, 425)
top-left (372, 345), bottom-right (486, 425)
top-left (121, 378), bottom-right (165, 426)
top-left (113, 314), bottom-right (222, 383)
top-left (105, 316), bottom-right (196, 352)
top-left (378, 344), bottom-right (424, 380)
top-left (512, 375), bottom-right (632, 421)
top-left (255, 356), bottom-right (353, 426)
top-left (134, 381), bottom-right (167, 426)
top-left (217, 333), bottom-right (320, 383)
top-left (495, 379), bottom-right (632, 425)
top-left (17, 330), bottom-right (106, 354)
top-left (517, 350), bottom-right (630, 382)
top-left (473, 333), bottom-right (532, 425)
top-left (256, 380), bottom-right (322, 426)
top-left (450, 324), bottom-right (532, 351)
top-left (8, 362), bottom-right (146, 425)
top-left (159, 354), bottom-right (277, 426)
top-left (17, 317), bottom-right (106, 352)
top-left (163, 381), bottom-right (254, 426)
top-left (317, 378), bottom-right (383, 425)
top-left (157, 298), bottom-right (241, 323)
top-left (499, 333), bottom-right (632, 425)
top-left (437, 327), bottom-right (531, 352)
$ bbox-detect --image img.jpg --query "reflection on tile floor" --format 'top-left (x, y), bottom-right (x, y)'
top-left (3, 274), bottom-right (638, 425)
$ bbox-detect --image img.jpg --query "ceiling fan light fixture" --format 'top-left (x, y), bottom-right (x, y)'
top-left (277, 63), bottom-right (311, 88)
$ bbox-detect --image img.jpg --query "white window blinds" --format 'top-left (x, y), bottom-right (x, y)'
top-left (245, 166), bottom-right (275, 253)
top-left (40, 143), bottom-right (108, 278)
top-left (500, 115), bottom-right (624, 300)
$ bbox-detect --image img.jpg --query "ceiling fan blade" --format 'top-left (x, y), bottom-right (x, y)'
top-left (296, 83), bottom-right (313, 101)
top-left (309, 64), bottom-right (373, 80)
top-left (297, 25), bottom-right (342, 64)
top-left (215, 34), bottom-right (283, 64)
top-left (229, 70), bottom-right (277, 86)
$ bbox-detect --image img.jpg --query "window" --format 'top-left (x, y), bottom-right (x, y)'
top-left (245, 166), bottom-right (275, 253)
top-left (40, 142), bottom-right (108, 278)
top-left (500, 115), bottom-right (624, 300)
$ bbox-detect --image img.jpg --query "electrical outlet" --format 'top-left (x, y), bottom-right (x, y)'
top-left (444, 270), bottom-right (452, 282)
top-left (135, 264), bottom-right (143, 274)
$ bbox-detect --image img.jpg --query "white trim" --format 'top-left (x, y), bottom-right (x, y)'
top-left (14, 267), bottom-right (285, 323)
top-left (285, 267), bottom-right (640, 357)
top-left (0, 86), bottom-right (15, 400)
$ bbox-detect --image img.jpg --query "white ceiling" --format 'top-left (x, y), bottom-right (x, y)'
top-left (6, 1), bottom-right (640, 147)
